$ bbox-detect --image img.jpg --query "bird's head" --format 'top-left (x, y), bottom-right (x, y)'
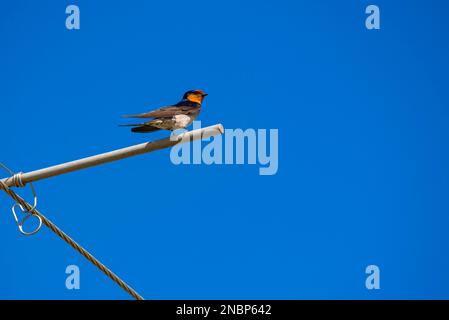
top-left (183, 89), bottom-right (208, 104)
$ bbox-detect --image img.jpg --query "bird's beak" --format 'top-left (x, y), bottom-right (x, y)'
top-left (202, 93), bottom-right (208, 97)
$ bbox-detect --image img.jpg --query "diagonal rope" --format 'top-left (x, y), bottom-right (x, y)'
top-left (0, 178), bottom-right (144, 300)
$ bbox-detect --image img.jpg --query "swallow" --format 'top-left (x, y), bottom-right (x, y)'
top-left (121, 89), bottom-right (208, 133)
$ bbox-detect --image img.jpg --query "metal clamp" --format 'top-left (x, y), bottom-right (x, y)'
top-left (0, 163), bottom-right (43, 236)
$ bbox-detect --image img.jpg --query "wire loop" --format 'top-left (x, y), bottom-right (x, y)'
top-left (0, 163), bottom-right (42, 236)
top-left (12, 203), bottom-right (43, 236)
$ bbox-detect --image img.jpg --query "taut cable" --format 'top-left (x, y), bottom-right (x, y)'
top-left (0, 172), bottom-right (143, 300)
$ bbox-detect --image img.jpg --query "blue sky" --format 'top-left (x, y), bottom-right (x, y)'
top-left (1, 0), bottom-right (449, 299)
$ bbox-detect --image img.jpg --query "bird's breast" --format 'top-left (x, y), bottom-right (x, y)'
top-left (173, 114), bottom-right (193, 128)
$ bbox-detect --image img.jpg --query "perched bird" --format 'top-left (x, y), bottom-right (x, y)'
top-left (121, 89), bottom-right (208, 133)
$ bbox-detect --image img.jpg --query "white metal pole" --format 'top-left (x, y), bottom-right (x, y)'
top-left (1, 124), bottom-right (224, 188)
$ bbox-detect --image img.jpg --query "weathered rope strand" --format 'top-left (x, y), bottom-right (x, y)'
top-left (0, 180), bottom-right (144, 300)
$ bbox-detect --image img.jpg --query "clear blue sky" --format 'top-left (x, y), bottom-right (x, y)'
top-left (1, 0), bottom-right (449, 299)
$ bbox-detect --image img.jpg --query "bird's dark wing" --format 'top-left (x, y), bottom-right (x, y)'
top-left (122, 105), bottom-right (199, 119)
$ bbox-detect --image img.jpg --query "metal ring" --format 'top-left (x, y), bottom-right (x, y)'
top-left (1, 163), bottom-right (41, 236)
top-left (11, 203), bottom-right (43, 236)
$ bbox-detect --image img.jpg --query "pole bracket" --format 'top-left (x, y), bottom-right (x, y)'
top-left (0, 164), bottom-right (42, 236)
